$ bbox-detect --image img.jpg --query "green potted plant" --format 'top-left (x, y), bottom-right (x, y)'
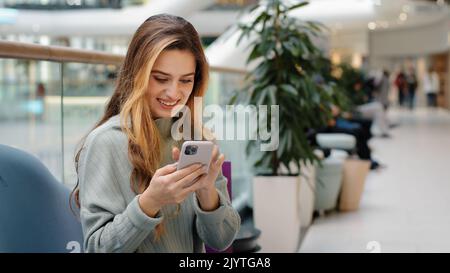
top-left (230, 0), bottom-right (336, 252)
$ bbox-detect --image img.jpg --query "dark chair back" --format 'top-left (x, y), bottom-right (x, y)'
top-left (0, 144), bottom-right (83, 253)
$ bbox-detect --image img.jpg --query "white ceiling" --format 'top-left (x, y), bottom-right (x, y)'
top-left (0, 0), bottom-right (215, 36)
top-left (295, 0), bottom-right (449, 33)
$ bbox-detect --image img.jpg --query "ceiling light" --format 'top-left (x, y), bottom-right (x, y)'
top-left (368, 22), bottom-right (377, 30)
top-left (399, 12), bottom-right (408, 21)
top-left (288, 0), bottom-right (374, 20)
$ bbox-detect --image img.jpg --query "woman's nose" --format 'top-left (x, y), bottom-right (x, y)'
top-left (165, 81), bottom-right (180, 99)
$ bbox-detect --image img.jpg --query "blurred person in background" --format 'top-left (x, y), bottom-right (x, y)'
top-left (318, 105), bottom-right (384, 170)
top-left (423, 67), bottom-right (439, 108)
top-left (376, 70), bottom-right (391, 111)
top-left (394, 70), bottom-right (407, 107)
top-left (406, 67), bottom-right (418, 110)
top-left (35, 82), bottom-right (46, 121)
top-left (355, 74), bottom-right (390, 138)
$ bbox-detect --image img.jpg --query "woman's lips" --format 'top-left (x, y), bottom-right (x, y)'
top-left (157, 98), bottom-right (179, 110)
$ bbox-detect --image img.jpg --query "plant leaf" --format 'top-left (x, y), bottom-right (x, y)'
top-left (287, 2), bottom-right (309, 12)
top-left (280, 84), bottom-right (298, 96)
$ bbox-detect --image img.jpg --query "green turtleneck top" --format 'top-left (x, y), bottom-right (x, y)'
top-left (77, 114), bottom-right (240, 253)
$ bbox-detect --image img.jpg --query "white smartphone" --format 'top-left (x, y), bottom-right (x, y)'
top-left (176, 141), bottom-right (214, 171)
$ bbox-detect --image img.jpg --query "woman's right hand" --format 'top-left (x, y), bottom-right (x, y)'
top-left (138, 163), bottom-right (207, 217)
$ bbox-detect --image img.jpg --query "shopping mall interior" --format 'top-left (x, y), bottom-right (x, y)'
top-left (1, 0), bottom-right (450, 253)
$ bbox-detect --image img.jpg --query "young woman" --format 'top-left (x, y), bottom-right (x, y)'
top-left (72, 14), bottom-right (240, 253)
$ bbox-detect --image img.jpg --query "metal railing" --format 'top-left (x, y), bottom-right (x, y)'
top-left (0, 40), bottom-right (124, 65)
top-left (0, 40), bottom-right (246, 74)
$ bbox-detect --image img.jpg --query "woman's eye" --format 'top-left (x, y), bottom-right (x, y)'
top-left (180, 79), bottom-right (193, 84)
top-left (155, 77), bottom-right (168, 83)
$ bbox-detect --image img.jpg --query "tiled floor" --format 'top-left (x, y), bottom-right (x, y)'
top-left (299, 107), bottom-right (450, 253)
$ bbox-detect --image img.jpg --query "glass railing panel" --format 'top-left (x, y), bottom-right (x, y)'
top-left (0, 58), bottom-right (64, 181)
top-left (205, 70), bottom-right (253, 209)
top-left (0, 53), bottom-right (254, 210)
top-left (61, 62), bottom-right (118, 187)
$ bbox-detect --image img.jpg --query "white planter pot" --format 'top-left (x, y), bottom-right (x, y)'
top-left (314, 151), bottom-right (346, 212)
top-left (280, 161), bottom-right (316, 228)
top-left (253, 175), bottom-right (302, 253)
top-left (298, 162), bottom-right (316, 228)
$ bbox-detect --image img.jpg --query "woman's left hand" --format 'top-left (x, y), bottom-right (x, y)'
top-left (172, 145), bottom-right (225, 192)
top-left (172, 145), bottom-right (225, 211)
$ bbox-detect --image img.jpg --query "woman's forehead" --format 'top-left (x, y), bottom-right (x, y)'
top-left (152, 49), bottom-right (196, 77)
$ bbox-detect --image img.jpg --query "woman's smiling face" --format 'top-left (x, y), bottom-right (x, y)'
top-left (147, 49), bottom-right (196, 119)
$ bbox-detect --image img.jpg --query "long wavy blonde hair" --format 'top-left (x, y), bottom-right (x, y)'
top-left (71, 14), bottom-right (209, 239)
